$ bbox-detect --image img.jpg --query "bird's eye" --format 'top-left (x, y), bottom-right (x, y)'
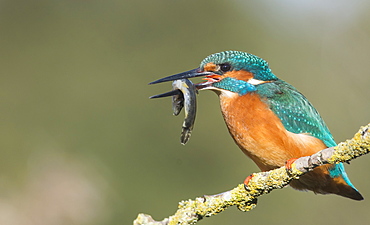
top-left (219, 63), bottom-right (232, 72)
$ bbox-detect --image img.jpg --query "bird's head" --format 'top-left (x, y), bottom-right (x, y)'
top-left (150, 51), bottom-right (278, 96)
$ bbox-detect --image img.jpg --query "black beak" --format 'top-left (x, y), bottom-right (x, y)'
top-left (149, 89), bottom-right (181, 99)
top-left (149, 68), bottom-right (213, 85)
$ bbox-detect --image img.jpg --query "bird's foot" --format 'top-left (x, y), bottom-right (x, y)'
top-left (243, 174), bottom-right (254, 190)
top-left (285, 158), bottom-right (298, 172)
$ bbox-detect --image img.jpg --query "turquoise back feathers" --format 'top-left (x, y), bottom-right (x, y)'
top-left (257, 81), bottom-right (337, 148)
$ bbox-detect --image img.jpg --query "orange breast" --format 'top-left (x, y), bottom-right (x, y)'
top-left (219, 92), bottom-right (327, 171)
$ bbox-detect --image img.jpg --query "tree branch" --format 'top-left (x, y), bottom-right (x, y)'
top-left (134, 124), bottom-right (370, 225)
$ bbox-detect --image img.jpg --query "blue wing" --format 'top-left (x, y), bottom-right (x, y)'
top-left (257, 80), bottom-right (336, 147)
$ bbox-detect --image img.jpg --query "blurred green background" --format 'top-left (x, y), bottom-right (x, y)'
top-left (0, 0), bottom-right (369, 224)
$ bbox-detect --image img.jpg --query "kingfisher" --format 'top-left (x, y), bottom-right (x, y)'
top-left (150, 51), bottom-right (363, 200)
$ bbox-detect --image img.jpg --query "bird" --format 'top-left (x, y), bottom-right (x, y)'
top-left (150, 50), bottom-right (363, 200)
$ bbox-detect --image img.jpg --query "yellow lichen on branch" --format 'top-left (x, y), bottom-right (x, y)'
top-left (328, 125), bottom-right (370, 164)
top-left (134, 124), bottom-right (370, 225)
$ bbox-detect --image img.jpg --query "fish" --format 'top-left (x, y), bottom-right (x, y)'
top-left (171, 84), bottom-right (184, 116)
top-left (150, 79), bottom-right (197, 145)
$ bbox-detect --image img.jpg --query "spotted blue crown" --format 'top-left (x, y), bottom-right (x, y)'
top-left (200, 51), bottom-right (278, 81)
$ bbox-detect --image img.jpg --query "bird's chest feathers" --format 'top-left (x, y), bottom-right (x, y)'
top-left (218, 93), bottom-right (326, 171)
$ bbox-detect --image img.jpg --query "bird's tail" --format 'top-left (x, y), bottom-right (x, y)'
top-left (290, 163), bottom-right (363, 200)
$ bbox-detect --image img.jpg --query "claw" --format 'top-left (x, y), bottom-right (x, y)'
top-left (285, 158), bottom-right (298, 172)
top-left (243, 174), bottom-right (254, 190)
